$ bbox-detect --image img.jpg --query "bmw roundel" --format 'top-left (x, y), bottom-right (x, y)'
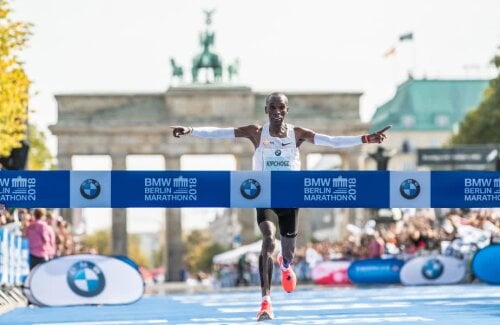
top-left (399, 178), bottom-right (420, 200)
top-left (275, 149), bottom-right (281, 156)
top-left (240, 179), bottom-right (261, 200)
top-left (421, 258), bottom-right (444, 280)
top-left (67, 261), bottom-right (105, 297)
top-left (80, 179), bottom-right (101, 200)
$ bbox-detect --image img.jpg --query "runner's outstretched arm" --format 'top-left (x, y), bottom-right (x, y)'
top-left (295, 125), bottom-right (391, 148)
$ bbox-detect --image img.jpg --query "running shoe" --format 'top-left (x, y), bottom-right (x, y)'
top-left (278, 255), bottom-right (296, 293)
top-left (257, 300), bottom-right (274, 321)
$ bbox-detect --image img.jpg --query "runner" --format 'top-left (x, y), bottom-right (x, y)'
top-left (171, 92), bottom-right (390, 321)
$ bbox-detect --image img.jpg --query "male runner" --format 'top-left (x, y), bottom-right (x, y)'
top-left (171, 92), bottom-right (390, 321)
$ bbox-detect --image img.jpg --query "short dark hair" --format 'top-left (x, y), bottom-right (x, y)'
top-left (266, 92), bottom-right (288, 106)
top-left (33, 208), bottom-right (46, 220)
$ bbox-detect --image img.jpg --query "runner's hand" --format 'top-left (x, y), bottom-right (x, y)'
top-left (365, 125), bottom-right (391, 144)
top-left (170, 126), bottom-right (192, 138)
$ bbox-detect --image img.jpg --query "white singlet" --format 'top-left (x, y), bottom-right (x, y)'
top-left (253, 123), bottom-right (301, 171)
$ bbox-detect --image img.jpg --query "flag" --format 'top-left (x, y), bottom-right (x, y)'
top-left (399, 32), bottom-right (413, 42)
top-left (383, 47), bottom-right (396, 58)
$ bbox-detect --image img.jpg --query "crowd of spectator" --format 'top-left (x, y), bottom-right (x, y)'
top-left (213, 208), bottom-right (500, 287)
top-left (0, 206), bottom-right (77, 269)
top-left (301, 208), bottom-right (499, 262)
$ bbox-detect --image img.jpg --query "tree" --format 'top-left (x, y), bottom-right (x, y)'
top-left (0, 0), bottom-right (31, 157)
top-left (450, 52), bottom-right (500, 144)
top-left (81, 230), bottom-right (112, 255)
top-left (183, 229), bottom-right (227, 273)
top-left (127, 234), bottom-right (148, 267)
top-left (27, 124), bottom-right (55, 170)
top-left (81, 229), bottom-right (149, 267)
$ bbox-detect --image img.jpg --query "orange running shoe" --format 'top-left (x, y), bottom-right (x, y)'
top-left (257, 300), bottom-right (274, 321)
top-left (278, 255), bottom-right (296, 293)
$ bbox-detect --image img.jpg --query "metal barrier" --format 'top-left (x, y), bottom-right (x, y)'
top-left (0, 223), bottom-right (29, 286)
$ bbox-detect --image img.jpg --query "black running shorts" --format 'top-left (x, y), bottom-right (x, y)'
top-left (256, 208), bottom-right (299, 238)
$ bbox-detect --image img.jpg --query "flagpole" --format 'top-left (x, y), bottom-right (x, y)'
top-left (399, 32), bottom-right (415, 77)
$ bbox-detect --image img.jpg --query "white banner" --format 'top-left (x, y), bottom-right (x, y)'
top-left (25, 254), bottom-right (144, 306)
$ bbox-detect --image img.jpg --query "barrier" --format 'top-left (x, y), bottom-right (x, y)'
top-left (0, 170), bottom-right (499, 208)
top-left (23, 254), bottom-right (144, 306)
top-left (0, 224), bottom-right (30, 286)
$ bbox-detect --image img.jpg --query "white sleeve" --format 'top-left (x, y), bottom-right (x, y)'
top-left (314, 133), bottom-right (362, 148)
top-left (191, 127), bottom-right (235, 139)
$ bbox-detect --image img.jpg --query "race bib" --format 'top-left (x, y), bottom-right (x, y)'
top-left (262, 148), bottom-right (295, 171)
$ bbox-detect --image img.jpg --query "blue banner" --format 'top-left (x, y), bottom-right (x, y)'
top-left (1, 170), bottom-right (499, 208)
top-left (111, 171), bottom-right (231, 207)
top-left (431, 171), bottom-right (500, 207)
top-left (271, 171), bottom-right (390, 208)
top-left (0, 171), bottom-right (69, 208)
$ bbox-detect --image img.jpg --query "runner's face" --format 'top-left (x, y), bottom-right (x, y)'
top-left (266, 96), bottom-right (288, 126)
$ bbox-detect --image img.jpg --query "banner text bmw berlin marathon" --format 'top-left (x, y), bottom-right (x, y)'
top-left (0, 170), bottom-right (499, 208)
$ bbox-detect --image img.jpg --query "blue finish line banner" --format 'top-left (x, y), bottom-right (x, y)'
top-left (0, 171), bottom-right (499, 208)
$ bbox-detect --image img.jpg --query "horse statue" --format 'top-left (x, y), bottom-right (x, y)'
top-left (170, 58), bottom-right (184, 82)
top-left (191, 31), bottom-right (223, 83)
top-left (227, 58), bottom-right (240, 82)
top-left (191, 9), bottom-right (223, 83)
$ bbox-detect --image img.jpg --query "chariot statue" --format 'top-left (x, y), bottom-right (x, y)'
top-left (191, 10), bottom-right (223, 83)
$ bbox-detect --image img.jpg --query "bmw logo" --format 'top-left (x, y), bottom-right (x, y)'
top-left (275, 150), bottom-right (281, 156)
top-left (240, 179), bottom-right (261, 200)
top-left (421, 258), bottom-right (444, 280)
top-left (67, 261), bottom-right (105, 297)
top-left (400, 178), bottom-right (420, 199)
top-left (80, 179), bottom-right (101, 200)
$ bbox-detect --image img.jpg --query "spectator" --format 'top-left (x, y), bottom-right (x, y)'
top-left (17, 208), bottom-right (32, 235)
top-left (25, 208), bottom-right (52, 270)
top-left (45, 211), bottom-right (57, 260)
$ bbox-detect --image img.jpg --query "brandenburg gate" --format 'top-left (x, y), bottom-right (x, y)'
top-left (50, 12), bottom-right (367, 281)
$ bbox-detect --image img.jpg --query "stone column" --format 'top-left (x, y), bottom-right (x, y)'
top-left (111, 154), bottom-right (128, 256)
top-left (235, 155), bottom-right (257, 244)
top-left (164, 156), bottom-right (183, 281)
top-left (57, 155), bottom-right (73, 223)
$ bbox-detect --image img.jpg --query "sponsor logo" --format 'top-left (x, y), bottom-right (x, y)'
top-left (67, 261), bottom-right (106, 297)
top-left (421, 258), bottom-right (444, 280)
top-left (399, 178), bottom-right (420, 200)
top-left (80, 179), bottom-right (101, 200)
top-left (282, 142), bottom-right (292, 146)
top-left (275, 150), bottom-right (281, 156)
top-left (240, 179), bottom-right (261, 200)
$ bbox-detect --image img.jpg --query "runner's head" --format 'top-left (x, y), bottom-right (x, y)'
top-left (265, 93), bottom-right (288, 127)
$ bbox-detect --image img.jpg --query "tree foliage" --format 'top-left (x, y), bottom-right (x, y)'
top-left (127, 233), bottom-right (148, 267)
top-left (81, 230), bottom-right (112, 256)
top-left (183, 229), bottom-right (227, 273)
top-left (27, 124), bottom-right (54, 170)
top-left (0, 0), bottom-right (31, 157)
top-left (80, 229), bottom-right (149, 267)
top-left (451, 52), bottom-right (500, 144)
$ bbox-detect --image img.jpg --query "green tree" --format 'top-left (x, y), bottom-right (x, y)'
top-left (450, 52), bottom-right (500, 144)
top-left (81, 230), bottom-right (112, 255)
top-left (27, 124), bottom-right (54, 170)
top-left (0, 0), bottom-right (31, 157)
top-left (128, 234), bottom-right (148, 267)
top-left (151, 243), bottom-right (165, 268)
top-left (183, 229), bottom-right (227, 273)
top-left (81, 230), bottom-right (149, 267)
